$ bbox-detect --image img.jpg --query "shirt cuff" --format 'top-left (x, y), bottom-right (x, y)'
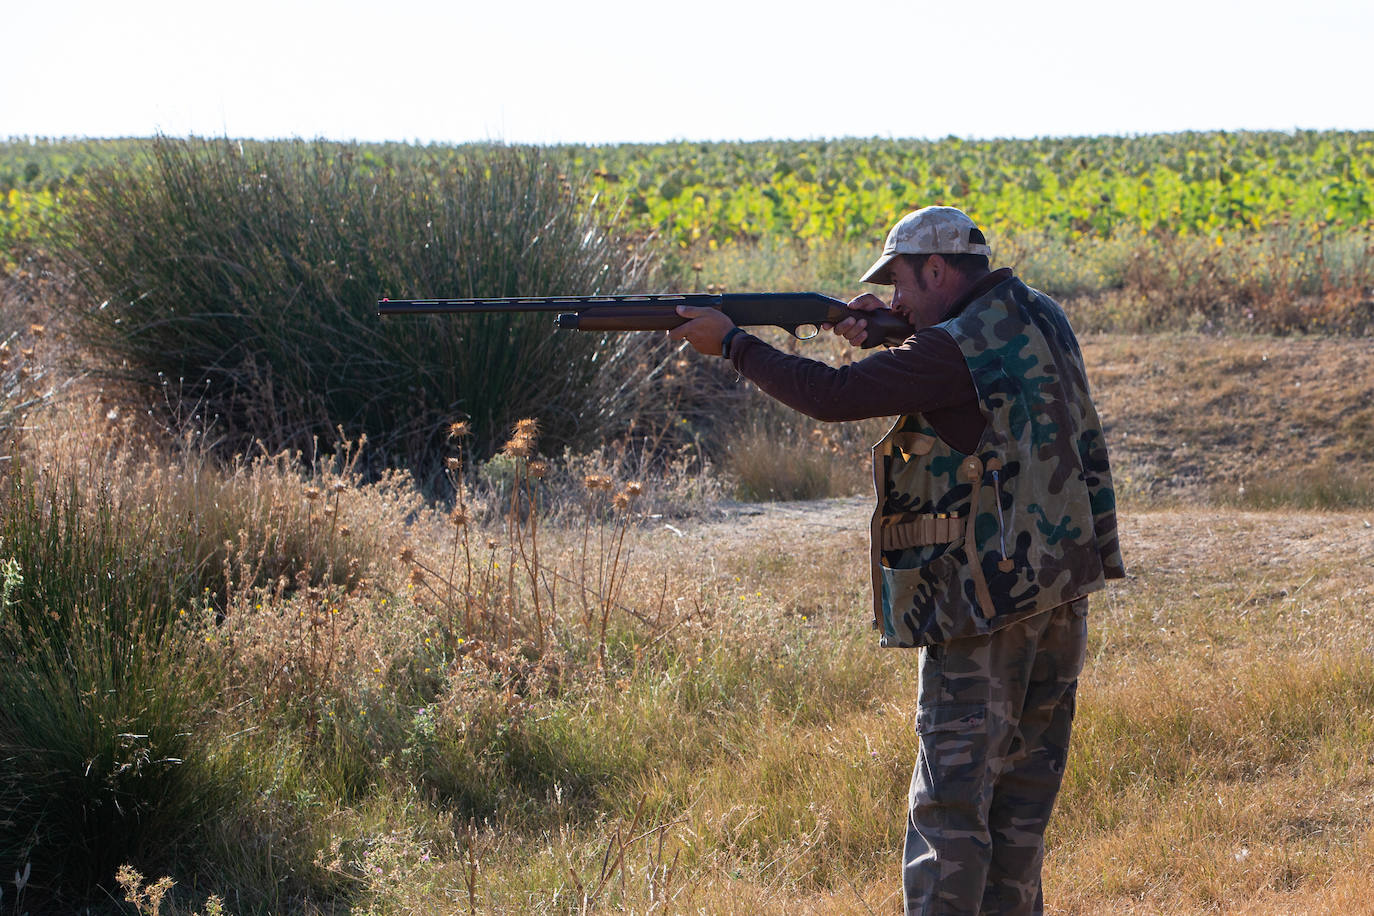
top-left (720, 327), bottom-right (746, 359)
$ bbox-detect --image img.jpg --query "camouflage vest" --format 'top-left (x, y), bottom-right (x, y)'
top-left (870, 276), bottom-right (1125, 647)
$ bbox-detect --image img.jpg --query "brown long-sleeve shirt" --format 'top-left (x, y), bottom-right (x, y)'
top-left (727, 268), bottom-right (1014, 455)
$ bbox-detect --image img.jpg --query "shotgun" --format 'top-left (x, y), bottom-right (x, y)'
top-left (377, 292), bottom-right (913, 349)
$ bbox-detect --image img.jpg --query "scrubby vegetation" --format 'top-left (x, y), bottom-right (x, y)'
top-left (1, 131), bottom-right (1372, 912)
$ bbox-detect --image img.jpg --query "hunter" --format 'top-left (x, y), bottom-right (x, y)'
top-left (670, 205), bottom-right (1125, 915)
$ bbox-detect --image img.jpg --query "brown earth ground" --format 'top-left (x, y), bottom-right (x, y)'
top-left (1082, 334), bottom-right (1374, 503)
top-left (684, 332), bottom-right (1374, 543)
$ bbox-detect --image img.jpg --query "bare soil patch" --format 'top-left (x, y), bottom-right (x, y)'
top-left (1083, 334), bottom-right (1374, 501)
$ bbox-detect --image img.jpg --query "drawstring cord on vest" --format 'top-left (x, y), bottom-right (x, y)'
top-left (992, 470), bottom-right (1009, 565)
top-left (992, 470), bottom-right (1007, 557)
top-left (991, 469), bottom-right (1015, 573)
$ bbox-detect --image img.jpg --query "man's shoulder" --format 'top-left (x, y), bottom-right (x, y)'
top-left (939, 273), bottom-right (1022, 334)
top-left (986, 274), bottom-right (1057, 310)
top-left (942, 274), bottom-right (1087, 361)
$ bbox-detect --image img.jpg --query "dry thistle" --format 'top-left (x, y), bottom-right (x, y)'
top-left (450, 506), bottom-right (470, 528)
top-left (502, 436), bottom-right (534, 458)
top-left (447, 420), bottom-right (471, 439)
top-left (445, 456), bottom-right (462, 471)
top-left (501, 418), bottom-right (541, 458)
top-left (528, 460), bottom-right (549, 478)
top-left (304, 486), bottom-right (322, 501)
top-left (28, 323), bottom-right (45, 338)
top-left (409, 567), bottom-right (425, 586)
top-left (330, 481), bottom-right (347, 494)
top-left (625, 481), bottom-right (643, 496)
top-left (398, 546), bottom-right (416, 565)
top-left (583, 473), bottom-right (613, 492)
top-left (612, 491), bottom-right (631, 513)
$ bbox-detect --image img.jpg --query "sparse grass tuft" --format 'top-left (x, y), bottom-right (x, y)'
top-left (0, 282), bottom-right (60, 469)
top-left (1214, 464), bottom-right (1374, 510)
top-left (724, 416), bottom-right (867, 501)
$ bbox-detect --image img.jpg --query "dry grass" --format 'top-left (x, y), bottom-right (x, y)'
top-left (245, 502), bottom-right (1374, 915)
top-left (1047, 508), bottom-right (1374, 916)
top-left (6, 294), bottom-right (1374, 911)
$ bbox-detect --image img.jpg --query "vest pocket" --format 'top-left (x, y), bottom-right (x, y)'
top-left (880, 547), bottom-right (970, 645)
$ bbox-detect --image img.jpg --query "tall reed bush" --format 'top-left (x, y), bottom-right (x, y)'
top-left (59, 137), bottom-right (666, 472)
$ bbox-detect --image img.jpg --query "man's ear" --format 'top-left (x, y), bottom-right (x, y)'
top-left (925, 253), bottom-right (947, 285)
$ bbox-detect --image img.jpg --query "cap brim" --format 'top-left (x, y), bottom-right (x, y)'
top-left (860, 252), bottom-right (897, 284)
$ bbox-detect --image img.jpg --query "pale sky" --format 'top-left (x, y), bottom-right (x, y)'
top-left (4, 0), bottom-right (1372, 144)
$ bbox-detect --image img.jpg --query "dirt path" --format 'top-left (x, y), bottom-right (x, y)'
top-left (651, 496), bottom-right (1374, 588)
top-left (655, 496), bottom-right (871, 549)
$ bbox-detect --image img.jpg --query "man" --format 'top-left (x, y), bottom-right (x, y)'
top-left (669, 206), bottom-right (1125, 915)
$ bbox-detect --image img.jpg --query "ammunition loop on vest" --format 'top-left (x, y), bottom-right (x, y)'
top-left (879, 511), bottom-right (962, 552)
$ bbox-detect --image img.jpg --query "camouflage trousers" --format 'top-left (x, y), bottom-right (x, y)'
top-left (903, 597), bottom-right (1088, 916)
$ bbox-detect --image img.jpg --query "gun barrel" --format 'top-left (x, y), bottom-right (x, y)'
top-left (377, 294), bottom-right (723, 315)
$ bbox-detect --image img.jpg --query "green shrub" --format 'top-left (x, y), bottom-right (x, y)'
top-left (59, 137), bottom-right (666, 474)
top-left (0, 472), bottom-right (235, 904)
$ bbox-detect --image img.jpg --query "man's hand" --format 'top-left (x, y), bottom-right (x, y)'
top-left (823, 293), bottom-right (890, 346)
top-left (669, 304), bottom-right (735, 355)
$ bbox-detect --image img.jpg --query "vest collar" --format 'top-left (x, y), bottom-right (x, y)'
top-left (940, 267), bottom-right (1014, 323)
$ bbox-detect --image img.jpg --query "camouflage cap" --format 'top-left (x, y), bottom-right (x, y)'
top-left (860, 206), bottom-right (993, 284)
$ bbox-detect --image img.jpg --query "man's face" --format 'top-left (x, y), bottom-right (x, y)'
top-left (886, 255), bottom-right (946, 329)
